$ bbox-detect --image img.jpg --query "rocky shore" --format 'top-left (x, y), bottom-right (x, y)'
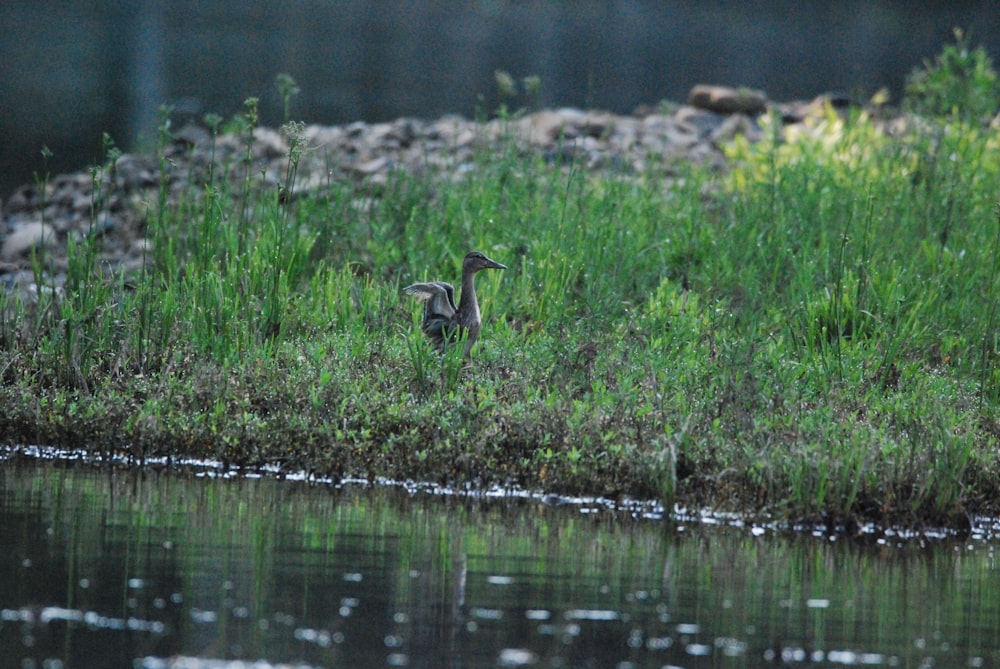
top-left (1, 85), bottom-right (855, 299)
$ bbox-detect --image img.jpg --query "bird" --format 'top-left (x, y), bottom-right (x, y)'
top-left (403, 251), bottom-right (507, 357)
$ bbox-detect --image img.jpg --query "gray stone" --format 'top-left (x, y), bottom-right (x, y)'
top-left (689, 84), bottom-right (768, 115)
top-left (710, 114), bottom-right (764, 146)
top-left (1, 221), bottom-right (57, 261)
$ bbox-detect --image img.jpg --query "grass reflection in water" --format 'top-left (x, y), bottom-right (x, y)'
top-left (1, 459), bottom-right (998, 668)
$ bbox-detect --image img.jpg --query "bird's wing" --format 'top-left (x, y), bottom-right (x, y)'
top-left (403, 282), bottom-right (457, 320)
top-left (432, 281), bottom-right (458, 313)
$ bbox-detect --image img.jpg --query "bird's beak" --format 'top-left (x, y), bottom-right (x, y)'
top-left (487, 259), bottom-right (507, 270)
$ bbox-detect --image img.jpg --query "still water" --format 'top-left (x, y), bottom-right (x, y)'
top-left (1, 454), bottom-right (999, 669)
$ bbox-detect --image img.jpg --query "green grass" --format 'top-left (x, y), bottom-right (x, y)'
top-left (3, 46), bottom-right (1000, 527)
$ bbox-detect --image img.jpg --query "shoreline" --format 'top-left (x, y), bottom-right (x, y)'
top-left (3, 443), bottom-right (989, 541)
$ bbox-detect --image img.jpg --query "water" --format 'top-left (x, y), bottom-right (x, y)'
top-left (3, 2), bottom-right (998, 196)
top-left (2, 456), bottom-right (999, 668)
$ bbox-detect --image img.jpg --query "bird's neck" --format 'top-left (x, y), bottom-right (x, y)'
top-left (457, 270), bottom-right (480, 321)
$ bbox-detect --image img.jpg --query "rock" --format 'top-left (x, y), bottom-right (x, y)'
top-left (778, 93), bottom-right (856, 124)
top-left (72, 193), bottom-right (92, 212)
top-left (0, 269), bottom-right (37, 303)
top-left (673, 106), bottom-right (727, 139)
top-left (388, 118), bottom-right (419, 146)
top-left (50, 174), bottom-right (83, 207)
top-left (172, 124), bottom-right (212, 149)
top-left (348, 156), bottom-right (392, 176)
top-left (657, 116), bottom-right (703, 148)
top-left (689, 84), bottom-right (768, 115)
top-left (710, 114), bottom-right (764, 146)
top-left (5, 184), bottom-right (40, 213)
top-left (252, 127), bottom-right (288, 160)
top-left (1, 221), bottom-right (57, 261)
top-left (577, 111), bottom-right (617, 139)
top-left (115, 153), bottom-right (159, 190)
top-left (523, 109), bottom-right (570, 144)
top-left (303, 124), bottom-right (344, 148)
top-left (86, 213), bottom-right (117, 238)
top-left (130, 238), bottom-right (152, 256)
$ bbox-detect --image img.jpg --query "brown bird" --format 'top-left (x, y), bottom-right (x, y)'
top-left (403, 251), bottom-right (507, 357)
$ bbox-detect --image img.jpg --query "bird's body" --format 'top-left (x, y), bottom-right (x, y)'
top-left (404, 251), bottom-right (507, 357)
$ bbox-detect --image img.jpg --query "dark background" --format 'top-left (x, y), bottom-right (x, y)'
top-left (1, 1), bottom-right (997, 196)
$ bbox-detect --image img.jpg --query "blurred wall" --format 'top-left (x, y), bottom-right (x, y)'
top-left (1, 0), bottom-right (997, 195)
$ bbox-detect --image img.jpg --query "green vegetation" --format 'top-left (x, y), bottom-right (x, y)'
top-left (2, 38), bottom-right (1000, 527)
top-left (905, 28), bottom-right (999, 123)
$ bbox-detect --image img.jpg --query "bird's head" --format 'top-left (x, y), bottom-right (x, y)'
top-left (464, 251), bottom-right (507, 273)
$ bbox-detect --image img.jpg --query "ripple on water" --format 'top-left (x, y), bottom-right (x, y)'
top-left (136, 658), bottom-right (325, 669)
top-left (2, 606), bottom-right (167, 635)
top-left (497, 648), bottom-right (538, 666)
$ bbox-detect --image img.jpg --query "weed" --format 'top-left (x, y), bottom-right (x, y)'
top-left (905, 28), bottom-right (999, 123)
top-left (3, 38), bottom-right (1000, 526)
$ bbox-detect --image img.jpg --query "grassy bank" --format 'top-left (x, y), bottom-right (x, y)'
top-left (3, 39), bottom-right (1000, 527)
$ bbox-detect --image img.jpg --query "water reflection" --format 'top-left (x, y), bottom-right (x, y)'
top-left (1, 458), bottom-right (998, 668)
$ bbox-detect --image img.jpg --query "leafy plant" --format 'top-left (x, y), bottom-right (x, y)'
top-left (904, 28), bottom-right (999, 123)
